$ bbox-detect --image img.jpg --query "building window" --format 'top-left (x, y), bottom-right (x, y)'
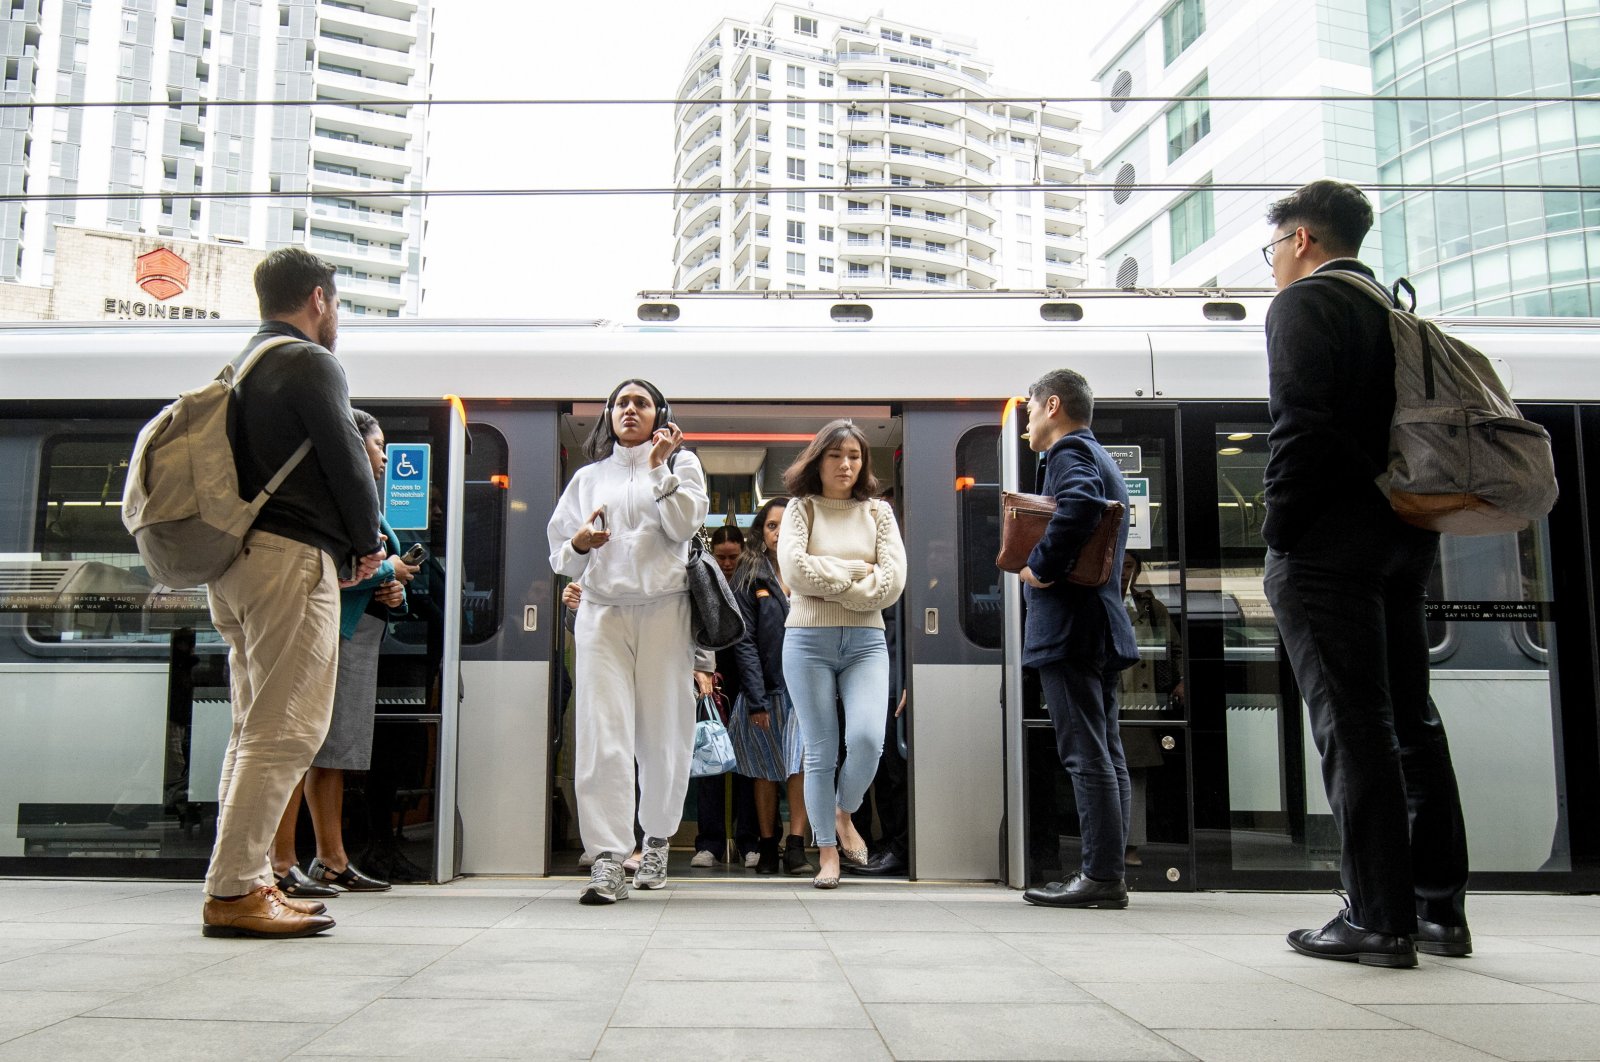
top-left (795, 15), bottom-right (818, 37)
top-left (818, 163), bottom-right (835, 179)
top-left (892, 205), bottom-right (913, 218)
top-left (891, 235), bottom-right (913, 249)
top-left (818, 70), bottom-right (834, 88)
top-left (891, 265), bottom-right (913, 280)
top-left (848, 262), bottom-right (871, 277)
top-left (1169, 180), bottom-right (1214, 261)
top-left (926, 240), bottom-right (946, 254)
top-left (819, 102), bottom-right (834, 124)
top-left (818, 225), bottom-right (835, 241)
top-left (788, 127), bottom-right (805, 149)
top-left (890, 174), bottom-right (912, 186)
top-left (911, 34), bottom-right (932, 48)
top-left (788, 98), bottom-right (806, 119)
top-left (926, 209), bottom-right (946, 223)
top-left (787, 157), bottom-right (806, 180)
top-left (1163, 0), bottom-right (1205, 66)
top-left (787, 64), bottom-right (805, 88)
top-left (819, 256), bottom-right (835, 273)
top-left (787, 191), bottom-right (806, 211)
top-left (881, 28), bottom-right (903, 42)
top-left (1166, 75), bottom-right (1211, 162)
top-left (926, 270), bottom-right (947, 283)
top-left (818, 132), bottom-right (834, 149)
top-left (788, 220), bottom-right (805, 244)
top-left (818, 194), bottom-right (834, 211)
top-left (848, 78), bottom-right (870, 90)
top-left (787, 251), bottom-right (805, 275)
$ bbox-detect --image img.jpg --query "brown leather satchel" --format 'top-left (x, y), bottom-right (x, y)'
top-left (995, 490), bottom-right (1126, 588)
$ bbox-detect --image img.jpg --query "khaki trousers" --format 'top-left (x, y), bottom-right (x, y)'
top-left (204, 530), bottom-right (339, 896)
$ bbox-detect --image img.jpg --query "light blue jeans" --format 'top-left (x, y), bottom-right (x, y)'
top-left (782, 626), bottom-right (889, 847)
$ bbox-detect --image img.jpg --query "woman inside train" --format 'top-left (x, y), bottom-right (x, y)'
top-left (729, 498), bottom-right (813, 876)
top-left (690, 524), bottom-right (762, 870)
top-left (547, 379), bottom-right (709, 905)
top-left (778, 420), bottom-right (907, 888)
top-left (271, 408), bottom-right (418, 898)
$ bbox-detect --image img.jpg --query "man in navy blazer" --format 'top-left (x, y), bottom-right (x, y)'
top-left (1018, 369), bottom-right (1140, 909)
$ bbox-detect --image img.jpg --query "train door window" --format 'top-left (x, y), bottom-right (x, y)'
top-left (955, 425), bottom-right (1000, 648)
top-left (1211, 420), bottom-right (1570, 876)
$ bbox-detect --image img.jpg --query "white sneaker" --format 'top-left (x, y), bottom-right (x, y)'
top-left (579, 854), bottom-right (629, 905)
top-left (743, 850), bottom-right (761, 869)
top-left (690, 850), bottom-right (716, 868)
top-left (634, 836), bottom-right (670, 890)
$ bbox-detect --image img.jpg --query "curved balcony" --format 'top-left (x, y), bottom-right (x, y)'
top-left (310, 167), bottom-right (411, 205)
top-left (1043, 185), bottom-right (1085, 210)
top-left (681, 252), bottom-right (722, 289)
top-left (839, 238), bottom-right (885, 261)
top-left (677, 220), bottom-right (721, 261)
top-left (1044, 259), bottom-right (1088, 287)
top-left (886, 115), bottom-right (964, 154)
top-left (963, 254), bottom-right (998, 283)
top-left (884, 150), bottom-right (965, 185)
top-left (884, 208), bottom-right (964, 243)
top-left (681, 103), bottom-right (720, 143)
top-left (1041, 149), bottom-right (1084, 182)
top-left (886, 242), bottom-right (963, 273)
top-left (681, 157), bottom-right (723, 187)
top-left (677, 49), bottom-right (723, 99)
top-left (1044, 204), bottom-right (1085, 236)
top-left (964, 224), bottom-right (999, 253)
top-left (963, 192), bottom-right (998, 223)
top-left (312, 133), bottom-right (410, 179)
top-left (309, 199), bottom-right (407, 241)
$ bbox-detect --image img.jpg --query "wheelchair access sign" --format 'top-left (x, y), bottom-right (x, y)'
top-left (384, 443), bottom-right (430, 530)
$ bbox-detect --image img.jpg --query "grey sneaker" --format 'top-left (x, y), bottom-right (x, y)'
top-left (580, 854), bottom-right (629, 905)
top-left (634, 836), bottom-right (670, 890)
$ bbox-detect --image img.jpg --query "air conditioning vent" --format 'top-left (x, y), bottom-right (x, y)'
top-left (1116, 256), bottom-right (1140, 290)
top-left (1040, 302), bottom-right (1084, 322)
top-left (638, 303), bottom-right (680, 322)
top-left (1114, 162), bottom-right (1136, 204)
top-left (1109, 70), bottom-right (1133, 113)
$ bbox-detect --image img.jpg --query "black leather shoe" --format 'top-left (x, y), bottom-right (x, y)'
top-left (844, 850), bottom-right (907, 877)
top-left (1287, 909), bottom-right (1417, 968)
top-left (307, 857), bottom-right (391, 892)
top-left (1023, 872), bottom-right (1128, 909)
top-left (1415, 919), bottom-right (1472, 957)
top-left (276, 865), bottom-right (338, 899)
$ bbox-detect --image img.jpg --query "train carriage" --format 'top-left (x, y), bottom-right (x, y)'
top-left (0, 290), bottom-right (1594, 893)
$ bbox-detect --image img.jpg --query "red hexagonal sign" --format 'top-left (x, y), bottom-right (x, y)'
top-left (135, 247), bottom-right (190, 301)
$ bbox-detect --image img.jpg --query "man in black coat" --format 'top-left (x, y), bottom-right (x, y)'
top-left (1262, 179), bottom-right (1470, 968)
top-left (1018, 369), bottom-right (1140, 909)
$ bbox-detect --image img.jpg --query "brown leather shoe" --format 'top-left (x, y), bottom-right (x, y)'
top-left (202, 885), bottom-right (335, 939)
top-left (274, 888), bottom-right (328, 916)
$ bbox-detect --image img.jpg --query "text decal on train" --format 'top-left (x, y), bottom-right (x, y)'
top-left (384, 443), bottom-right (430, 530)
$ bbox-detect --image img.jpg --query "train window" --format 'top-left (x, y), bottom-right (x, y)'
top-left (462, 423), bottom-right (508, 644)
top-left (1039, 302), bottom-right (1083, 322)
top-left (1515, 521), bottom-right (1551, 659)
top-left (23, 432), bottom-right (217, 647)
top-left (955, 425), bottom-right (1001, 649)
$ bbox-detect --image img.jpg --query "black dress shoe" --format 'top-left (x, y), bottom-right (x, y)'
top-left (276, 865), bottom-right (338, 899)
top-left (1287, 909), bottom-right (1417, 968)
top-left (844, 850), bottom-right (907, 877)
top-left (1415, 919), bottom-right (1472, 957)
top-left (1022, 872), bottom-right (1129, 909)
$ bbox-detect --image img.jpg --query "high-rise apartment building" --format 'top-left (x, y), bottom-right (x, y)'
top-left (671, 4), bottom-right (1086, 293)
top-left (1370, 0), bottom-right (1598, 317)
top-left (1087, 0), bottom-right (1382, 291)
top-left (1089, 0), bottom-right (1596, 315)
top-left (0, 0), bottom-right (429, 318)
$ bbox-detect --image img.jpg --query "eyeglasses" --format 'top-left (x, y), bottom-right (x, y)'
top-left (1262, 230), bottom-right (1314, 266)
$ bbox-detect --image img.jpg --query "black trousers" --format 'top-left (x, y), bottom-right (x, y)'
top-left (852, 699), bottom-right (908, 861)
top-left (695, 772), bottom-right (758, 857)
top-left (1038, 659), bottom-right (1130, 881)
top-left (1264, 512), bottom-right (1469, 935)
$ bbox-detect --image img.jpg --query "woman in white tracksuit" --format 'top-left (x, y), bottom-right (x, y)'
top-left (548, 378), bottom-right (709, 905)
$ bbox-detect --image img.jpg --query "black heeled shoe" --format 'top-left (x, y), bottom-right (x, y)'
top-left (307, 857), bottom-right (391, 892)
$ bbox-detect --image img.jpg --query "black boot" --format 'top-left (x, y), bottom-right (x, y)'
top-left (755, 836), bottom-right (780, 875)
top-left (783, 835), bottom-right (815, 875)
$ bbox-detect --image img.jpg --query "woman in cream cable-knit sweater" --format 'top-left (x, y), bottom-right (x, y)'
top-left (778, 419), bottom-right (907, 888)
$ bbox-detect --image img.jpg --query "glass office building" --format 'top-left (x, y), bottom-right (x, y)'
top-left (1370, 0), bottom-right (1600, 316)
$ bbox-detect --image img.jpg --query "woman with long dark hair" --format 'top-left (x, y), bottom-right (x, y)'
top-left (729, 498), bottom-right (812, 875)
top-left (778, 420), bottom-right (906, 888)
top-left (547, 379), bottom-right (709, 904)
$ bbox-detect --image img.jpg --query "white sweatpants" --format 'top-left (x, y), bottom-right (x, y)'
top-left (573, 593), bottom-right (695, 860)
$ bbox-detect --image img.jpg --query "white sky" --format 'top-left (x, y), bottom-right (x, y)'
top-left (421, 0), bottom-right (1115, 320)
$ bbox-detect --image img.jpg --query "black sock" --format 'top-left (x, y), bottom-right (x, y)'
top-left (210, 892), bottom-right (248, 902)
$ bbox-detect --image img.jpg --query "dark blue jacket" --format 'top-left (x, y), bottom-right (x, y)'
top-left (732, 554), bottom-right (789, 706)
top-left (1022, 428), bottom-right (1139, 671)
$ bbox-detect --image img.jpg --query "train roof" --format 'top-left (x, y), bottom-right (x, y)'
top-left (0, 291), bottom-right (1593, 405)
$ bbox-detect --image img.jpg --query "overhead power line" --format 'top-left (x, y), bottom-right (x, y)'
top-left (0, 182), bottom-right (1584, 205)
top-left (0, 93), bottom-right (1593, 110)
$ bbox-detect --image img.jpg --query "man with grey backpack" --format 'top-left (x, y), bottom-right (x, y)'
top-left (1260, 180), bottom-right (1478, 968)
top-left (133, 249), bottom-right (386, 939)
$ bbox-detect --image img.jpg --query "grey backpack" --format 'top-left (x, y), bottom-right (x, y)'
top-left (121, 335), bottom-right (311, 588)
top-left (1324, 270), bottom-right (1558, 536)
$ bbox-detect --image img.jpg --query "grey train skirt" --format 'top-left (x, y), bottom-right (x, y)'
top-left (313, 611), bottom-right (385, 771)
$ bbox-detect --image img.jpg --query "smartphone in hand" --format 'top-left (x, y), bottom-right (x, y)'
top-left (400, 542), bottom-right (427, 565)
top-left (593, 505), bottom-right (607, 533)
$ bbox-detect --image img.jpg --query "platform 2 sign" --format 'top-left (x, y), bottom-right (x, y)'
top-left (384, 443), bottom-right (430, 531)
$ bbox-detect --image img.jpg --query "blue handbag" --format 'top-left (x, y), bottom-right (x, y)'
top-left (690, 693), bottom-right (738, 778)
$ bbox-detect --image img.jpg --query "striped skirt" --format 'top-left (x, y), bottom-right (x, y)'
top-left (728, 688), bottom-right (804, 783)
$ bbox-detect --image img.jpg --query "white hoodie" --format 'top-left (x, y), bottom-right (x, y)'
top-left (547, 444), bottom-right (710, 606)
